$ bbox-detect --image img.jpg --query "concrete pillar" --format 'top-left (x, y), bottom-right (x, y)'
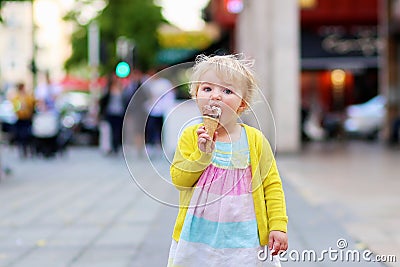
top-left (381, 0), bottom-right (400, 142)
top-left (236, 0), bottom-right (300, 153)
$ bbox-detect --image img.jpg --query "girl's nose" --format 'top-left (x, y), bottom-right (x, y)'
top-left (211, 90), bottom-right (222, 100)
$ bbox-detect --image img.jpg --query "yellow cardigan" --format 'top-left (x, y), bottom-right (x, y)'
top-left (170, 123), bottom-right (288, 246)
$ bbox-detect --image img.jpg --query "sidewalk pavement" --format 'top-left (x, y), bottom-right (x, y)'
top-left (0, 141), bottom-right (398, 267)
top-left (277, 140), bottom-right (400, 267)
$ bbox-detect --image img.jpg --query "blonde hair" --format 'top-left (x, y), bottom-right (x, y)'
top-left (189, 54), bottom-right (258, 110)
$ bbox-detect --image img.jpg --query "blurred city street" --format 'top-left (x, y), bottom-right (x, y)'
top-left (0, 145), bottom-right (177, 267)
top-left (278, 141), bottom-right (400, 267)
top-left (1, 0), bottom-right (399, 266)
top-left (0, 141), bottom-right (398, 267)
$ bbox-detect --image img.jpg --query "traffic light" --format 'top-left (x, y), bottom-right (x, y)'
top-left (115, 61), bottom-right (131, 78)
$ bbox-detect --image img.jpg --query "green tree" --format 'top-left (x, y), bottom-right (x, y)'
top-left (65, 0), bottom-right (166, 74)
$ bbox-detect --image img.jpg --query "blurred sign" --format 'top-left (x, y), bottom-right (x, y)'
top-left (303, 26), bottom-right (379, 58)
top-left (301, 26), bottom-right (379, 70)
top-left (158, 31), bottom-right (212, 50)
top-left (156, 48), bottom-right (198, 65)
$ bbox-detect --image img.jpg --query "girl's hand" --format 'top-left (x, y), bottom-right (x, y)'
top-left (197, 126), bottom-right (217, 153)
top-left (268, 231), bottom-right (288, 256)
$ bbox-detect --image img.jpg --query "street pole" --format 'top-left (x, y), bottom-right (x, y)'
top-left (89, 21), bottom-right (100, 69)
top-left (88, 21), bottom-right (100, 122)
top-left (88, 21), bottom-right (100, 93)
top-left (31, 0), bottom-right (38, 90)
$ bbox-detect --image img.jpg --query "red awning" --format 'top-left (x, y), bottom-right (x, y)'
top-left (59, 76), bottom-right (90, 91)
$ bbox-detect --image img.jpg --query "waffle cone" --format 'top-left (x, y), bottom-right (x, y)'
top-left (203, 116), bottom-right (219, 137)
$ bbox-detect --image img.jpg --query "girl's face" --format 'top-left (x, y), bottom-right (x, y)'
top-left (196, 70), bottom-right (247, 126)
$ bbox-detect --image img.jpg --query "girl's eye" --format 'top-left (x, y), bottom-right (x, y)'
top-left (223, 89), bottom-right (233, 94)
top-left (203, 87), bottom-right (212, 92)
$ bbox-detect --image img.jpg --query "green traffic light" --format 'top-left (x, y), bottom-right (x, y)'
top-left (115, 61), bottom-right (130, 78)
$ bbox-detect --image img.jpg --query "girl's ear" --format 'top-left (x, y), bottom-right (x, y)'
top-left (237, 100), bottom-right (248, 114)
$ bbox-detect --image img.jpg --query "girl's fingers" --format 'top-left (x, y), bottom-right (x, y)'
top-left (198, 137), bottom-right (207, 144)
top-left (198, 132), bottom-right (212, 141)
top-left (196, 126), bottom-right (206, 133)
top-left (198, 126), bottom-right (216, 153)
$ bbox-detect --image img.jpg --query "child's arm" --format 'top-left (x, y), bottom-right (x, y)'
top-left (170, 125), bottom-right (212, 189)
top-left (262, 156), bottom-right (288, 232)
top-left (259, 135), bottom-right (288, 252)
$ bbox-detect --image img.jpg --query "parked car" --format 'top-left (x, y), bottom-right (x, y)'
top-left (344, 95), bottom-right (386, 139)
top-left (56, 91), bottom-right (99, 146)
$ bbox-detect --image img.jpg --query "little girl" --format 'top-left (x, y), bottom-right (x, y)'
top-left (168, 54), bottom-right (288, 266)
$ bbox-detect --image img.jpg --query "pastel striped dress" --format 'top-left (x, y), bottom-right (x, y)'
top-left (168, 127), bottom-right (280, 267)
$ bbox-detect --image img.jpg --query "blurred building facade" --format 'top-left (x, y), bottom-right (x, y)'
top-left (4, 0), bottom-right (397, 148)
top-left (236, 0), bottom-right (300, 153)
top-left (0, 2), bottom-right (33, 90)
top-left (0, 0), bottom-right (72, 91)
top-left (299, 0), bottom-right (379, 120)
top-left (206, 0), bottom-right (300, 152)
top-left (205, 0), bottom-right (385, 150)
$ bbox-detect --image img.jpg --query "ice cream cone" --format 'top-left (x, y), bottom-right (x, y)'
top-left (203, 116), bottom-right (219, 137)
top-left (202, 105), bottom-right (221, 152)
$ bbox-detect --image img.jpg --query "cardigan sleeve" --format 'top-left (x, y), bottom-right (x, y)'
top-left (259, 133), bottom-right (288, 233)
top-left (170, 125), bottom-right (212, 190)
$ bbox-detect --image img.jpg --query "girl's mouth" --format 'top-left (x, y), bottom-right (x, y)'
top-left (208, 101), bottom-right (221, 108)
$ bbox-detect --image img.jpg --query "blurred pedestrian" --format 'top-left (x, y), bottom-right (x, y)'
top-left (145, 68), bottom-right (175, 156)
top-left (123, 69), bottom-right (148, 157)
top-left (34, 72), bottom-right (61, 113)
top-left (300, 98), bottom-right (311, 142)
top-left (32, 72), bottom-right (62, 158)
top-left (168, 54), bottom-right (288, 266)
top-left (389, 116), bottom-right (400, 145)
top-left (9, 82), bottom-right (35, 158)
top-left (99, 75), bottom-right (125, 155)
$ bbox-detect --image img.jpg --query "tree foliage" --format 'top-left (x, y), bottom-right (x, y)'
top-left (64, 0), bottom-right (166, 74)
